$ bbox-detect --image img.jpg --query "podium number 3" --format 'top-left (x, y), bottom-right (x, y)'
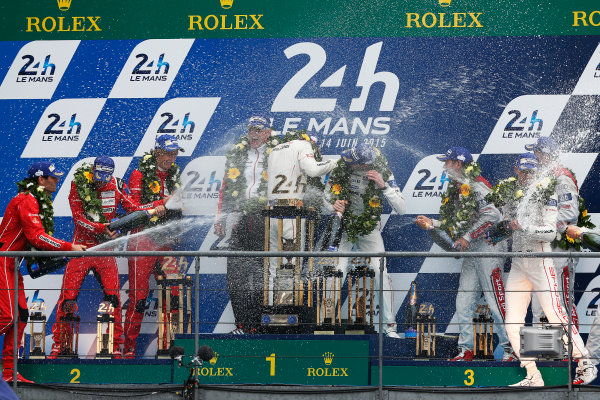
top-left (464, 369), bottom-right (474, 386)
top-left (266, 353), bottom-right (276, 376)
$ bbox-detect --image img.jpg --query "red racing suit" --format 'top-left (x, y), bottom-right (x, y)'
top-left (123, 168), bottom-right (180, 352)
top-left (0, 192), bottom-right (72, 370)
top-left (51, 177), bottom-right (151, 352)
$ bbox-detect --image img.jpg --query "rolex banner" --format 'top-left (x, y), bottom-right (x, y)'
top-left (1, 0), bottom-right (600, 359)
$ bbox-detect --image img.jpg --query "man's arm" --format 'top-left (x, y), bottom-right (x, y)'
top-left (380, 172), bottom-right (406, 215)
top-left (462, 181), bottom-right (502, 243)
top-left (18, 194), bottom-right (73, 251)
top-left (555, 174), bottom-right (579, 233)
top-left (297, 141), bottom-right (336, 177)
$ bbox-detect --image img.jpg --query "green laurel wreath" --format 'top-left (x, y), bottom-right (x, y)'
top-left (485, 175), bottom-right (556, 209)
top-left (222, 133), bottom-right (281, 215)
top-left (138, 152), bottom-right (181, 204)
top-left (16, 178), bottom-right (55, 235)
top-left (328, 149), bottom-right (390, 243)
top-left (438, 162), bottom-right (482, 240)
top-left (73, 163), bottom-right (106, 223)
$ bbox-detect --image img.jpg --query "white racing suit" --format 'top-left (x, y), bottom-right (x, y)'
top-left (505, 192), bottom-right (589, 368)
top-left (266, 139), bottom-right (336, 304)
top-left (431, 179), bottom-right (510, 352)
top-left (325, 169), bottom-right (406, 328)
top-left (532, 169), bottom-right (580, 326)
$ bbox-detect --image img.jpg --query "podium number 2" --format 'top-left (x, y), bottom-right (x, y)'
top-left (464, 369), bottom-right (474, 386)
top-left (266, 353), bottom-right (276, 376)
top-left (70, 368), bottom-right (80, 383)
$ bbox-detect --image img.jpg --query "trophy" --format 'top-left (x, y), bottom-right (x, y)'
top-left (472, 304), bottom-right (494, 359)
top-left (416, 302), bottom-right (436, 358)
top-left (58, 300), bottom-right (80, 358)
top-left (345, 258), bottom-right (375, 334)
top-left (157, 274), bottom-right (193, 358)
top-left (261, 200), bottom-right (317, 332)
top-left (29, 299), bottom-right (46, 359)
top-left (405, 281), bottom-right (419, 338)
top-left (96, 301), bottom-right (115, 359)
top-left (314, 265), bottom-right (343, 334)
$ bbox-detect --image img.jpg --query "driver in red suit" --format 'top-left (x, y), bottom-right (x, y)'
top-left (0, 161), bottom-right (85, 383)
top-left (49, 157), bottom-right (165, 359)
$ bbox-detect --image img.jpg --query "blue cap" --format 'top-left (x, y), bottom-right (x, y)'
top-left (248, 115), bottom-right (271, 129)
top-left (436, 147), bottom-right (473, 164)
top-left (155, 134), bottom-right (184, 152)
top-left (28, 161), bottom-right (65, 179)
top-left (340, 143), bottom-right (377, 165)
top-left (524, 137), bottom-right (558, 155)
top-left (516, 152), bottom-right (539, 171)
top-left (93, 156), bottom-right (115, 182)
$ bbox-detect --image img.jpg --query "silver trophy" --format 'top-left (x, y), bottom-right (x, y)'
top-left (29, 299), bottom-right (46, 359)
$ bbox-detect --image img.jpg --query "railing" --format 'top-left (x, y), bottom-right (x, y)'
top-left (2, 249), bottom-right (597, 400)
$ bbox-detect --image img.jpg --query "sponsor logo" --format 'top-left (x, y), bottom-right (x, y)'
top-left (404, 0), bottom-right (483, 29)
top-left (558, 193), bottom-right (573, 202)
top-left (21, 98), bottom-right (106, 158)
top-left (40, 235), bottom-right (61, 248)
top-left (307, 351), bottom-right (349, 377)
top-left (572, 11), bottom-right (600, 27)
top-left (188, 0), bottom-right (263, 31)
top-left (481, 95), bottom-right (570, 154)
top-left (109, 39), bottom-right (194, 99)
top-left (76, 220), bottom-right (96, 231)
top-left (0, 41), bottom-right (79, 99)
top-left (25, 0), bottom-right (101, 33)
top-left (101, 191), bottom-right (115, 198)
top-left (134, 98), bottom-right (220, 156)
top-left (196, 350), bottom-right (234, 376)
top-left (403, 155), bottom-right (454, 214)
top-left (102, 198), bottom-right (116, 206)
top-left (180, 156), bottom-right (225, 215)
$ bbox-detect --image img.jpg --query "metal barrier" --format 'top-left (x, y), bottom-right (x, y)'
top-left (2, 249), bottom-right (597, 400)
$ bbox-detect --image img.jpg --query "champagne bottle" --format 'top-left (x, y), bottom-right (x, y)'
top-left (405, 281), bottom-right (419, 337)
top-left (581, 232), bottom-right (600, 252)
top-left (24, 251), bottom-right (68, 279)
top-left (108, 210), bottom-right (152, 232)
top-left (322, 212), bottom-right (344, 252)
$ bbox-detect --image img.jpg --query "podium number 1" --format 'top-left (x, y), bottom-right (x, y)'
top-left (266, 353), bottom-right (276, 376)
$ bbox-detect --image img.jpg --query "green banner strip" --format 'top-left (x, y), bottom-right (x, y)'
top-left (3, 0), bottom-right (600, 40)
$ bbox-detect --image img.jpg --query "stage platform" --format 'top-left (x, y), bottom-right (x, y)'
top-left (14, 333), bottom-right (599, 388)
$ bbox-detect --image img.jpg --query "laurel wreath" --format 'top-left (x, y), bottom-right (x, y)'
top-left (328, 148), bottom-right (390, 243)
top-left (72, 163), bottom-right (106, 224)
top-left (16, 178), bottom-right (55, 235)
top-left (222, 133), bottom-right (281, 215)
top-left (138, 152), bottom-right (181, 225)
top-left (438, 162), bottom-right (482, 239)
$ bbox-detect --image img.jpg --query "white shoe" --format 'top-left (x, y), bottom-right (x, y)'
top-left (386, 331), bottom-right (401, 339)
top-left (384, 323), bottom-right (400, 338)
top-left (509, 371), bottom-right (544, 387)
top-left (573, 360), bottom-right (598, 385)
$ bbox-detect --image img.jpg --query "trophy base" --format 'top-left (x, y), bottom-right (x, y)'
top-left (28, 355), bottom-right (46, 359)
top-left (261, 305), bottom-right (315, 334)
top-left (95, 352), bottom-right (113, 360)
top-left (345, 324), bottom-right (376, 335)
top-left (29, 348), bottom-right (46, 359)
top-left (313, 324), bottom-right (343, 335)
top-left (156, 349), bottom-right (172, 359)
top-left (57, 351), bottom-right (78, 359)
top-left (474, 353), bottom-right (494, 360)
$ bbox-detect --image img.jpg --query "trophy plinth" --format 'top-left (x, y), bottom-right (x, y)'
top-left (472, 305), bottom-right (494, 359)
top-left (29, 299), bottom-right (46, 359)
top-left (261, 203), bottom-right (318, 334)
top-left (416, 302), bottom-right (436, 359)
top-left (58, 313), bottom-right (80, 359)
top-left (345, 261), bottom-right (375, 335)
top-left (96, 301), bottom-right (115, 359)
top-left (157, 273), bottom-right (193, 358)
top-left (314, 266), bottom-right (343, 335)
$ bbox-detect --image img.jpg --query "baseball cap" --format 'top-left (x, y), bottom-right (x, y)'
top-left (340, 143), bottom-right (377, 165)
top-left (436, 147), bottom-right (473, 164)
top-left (524, 137), bottom-right (558, 155)
top-left (28, 161), bottom-right (65, 179)
top-left (93, 156), bottom-right (115, 182)
top-left (155, 134), bottom-right (184, 152)
top-left (248, 115), bottom-right (271, 129)
top-left (516, 152), bottom-right (539, 172)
